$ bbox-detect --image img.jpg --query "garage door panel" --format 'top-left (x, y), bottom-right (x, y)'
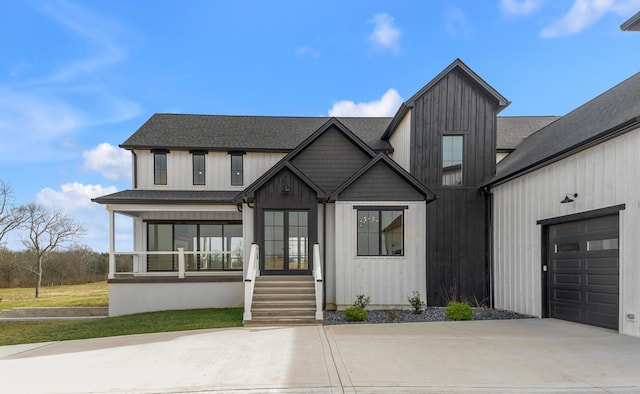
top-left (547, 214), bottom-right (619, 330)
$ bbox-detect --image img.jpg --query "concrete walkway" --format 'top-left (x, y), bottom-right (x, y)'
top-left (1, 319), bottom-right (640, 393)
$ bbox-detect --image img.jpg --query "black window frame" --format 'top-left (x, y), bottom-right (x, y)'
top-left (153, 150), bottom-right (168, 185)
top-left (192, 151), bottom-right (206, 186)
top-left (442, 135), bottom-right (464, 186)
top-left (230, 152), bottom-right (244, 186)
top-left (356, 207), bottom-right (405, 257)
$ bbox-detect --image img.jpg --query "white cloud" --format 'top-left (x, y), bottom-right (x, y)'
top-left (328, 88), bottom-right (403, 117)
top-left (35, 182), bottom-right (130, 252)
top-left (501, 0), bottom-right (542, 16)
top-left (368, 13), bottom-right (402, 53)
top-left (0, 1), bottom-right (141, 162)
top-left (445, 6), bottom-right (473, 39)
top-left (296, 45), bottom-right (320, 58)
top-left (83, 143), bottom-right (132, 182)
top-left (540, 0), bottom-right (640, 37)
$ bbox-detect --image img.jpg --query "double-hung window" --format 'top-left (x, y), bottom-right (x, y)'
top-left (153, 151), bottom-right (167, 185)
top-left (230, 153), bottom-right (243, 186)
top-left (357, 208), bottom-right (404, 256)
top-left (192, 152), bottom-right (206, 185)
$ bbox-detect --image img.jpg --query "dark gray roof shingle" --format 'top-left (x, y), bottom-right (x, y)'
top-left (496, 116), bottom-right (560, 150)
top-left (92, 190), bottom-right (240, 204)
top-left (490, 72), bottom-right (640, 185)
top-left (121, 114), bottom-right (394, 152)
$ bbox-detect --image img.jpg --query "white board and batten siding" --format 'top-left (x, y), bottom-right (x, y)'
top-left (334, 201), bottom-right (426, 309)
top-left (388, 110), bottom-right (412, 172)
top-left (135, 150), bottom-right (285, 190)
top-left (492, 127), bottom-right (640, 337)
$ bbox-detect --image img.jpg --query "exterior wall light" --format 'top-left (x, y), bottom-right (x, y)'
top-left (560, 193), bottom-right (578, 203)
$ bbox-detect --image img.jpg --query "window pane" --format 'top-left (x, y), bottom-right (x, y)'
top-left (357, 209), bottom-right (404, 256)
top-left (442, 136), bottom-right (463, 186)
top-left (154, 153), bottom-right (167, 185)
top-left (555, 242), bottom-right (580, 253)
top-left (357, 210), bottom-right (379, 256)
top-left (193, 154), bottom-right (205, 185)
top-left (587, 238), bottom-right (618, 251)
top-left (231, 154), bottom-right (243, 186)
top-left (381, 211), bottom-right (403, 255)
top-left (175, 224), bottom-right (197, 269)
top-left (148, 223), bottom-right (173, 271)
top-left (200, 224), bottom-right (222, 270)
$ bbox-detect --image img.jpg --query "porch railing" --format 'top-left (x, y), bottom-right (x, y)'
top-left (109, 249), bottom-right (243, 278)
top-left (243, 243), bottom-right (260, 321)
top-left (313, 243), bottom-right (323, 320)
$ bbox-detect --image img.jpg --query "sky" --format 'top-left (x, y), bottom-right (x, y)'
top-left (0, 0), bottom-right (639, 252)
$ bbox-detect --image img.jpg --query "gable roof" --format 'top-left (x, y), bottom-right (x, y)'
top-left (488, 72), bottom-right (640, 186)
top-left (329, 153), bottom-right (436, 202)
top-left (496, 116), bottom-right (560, 151)
top-left (383, 59), bottom-right (510, 140)
top-left (621, 11), bottom-right (640, 31)
top-left (120, 114), bottom-right (393, 152)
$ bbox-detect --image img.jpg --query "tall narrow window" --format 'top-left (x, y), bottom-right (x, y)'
top-left (442, 135), bottom-right (463, 186)
top-left (231, 153), bottom-right (243, 186)
top-left (154, 152), bottom-right (167, 185)
top-left (192, 153), bottom-right (205, 185)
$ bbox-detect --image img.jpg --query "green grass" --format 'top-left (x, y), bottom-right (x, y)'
top-left (0, 308), bottom-right (243, 345)
top-left (0, 281), bottom-right (108, 310)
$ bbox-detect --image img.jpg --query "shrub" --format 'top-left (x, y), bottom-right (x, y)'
top-left (353, 294), bottom-right (371, 309)
top-left (445, 301), bottom-right (473, 321)
top-left (344, 306), bottom-right (368, 321)
top-left (408, 291), bottom-right (425, 314)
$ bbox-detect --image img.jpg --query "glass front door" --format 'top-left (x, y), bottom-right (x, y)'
top-left (263, 210), bottom-right (310, 274)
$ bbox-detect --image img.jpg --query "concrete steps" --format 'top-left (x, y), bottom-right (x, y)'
top-left (244, 276), bottom-right (322, 326)
top-left (0, 307), bottom-right (108, 319)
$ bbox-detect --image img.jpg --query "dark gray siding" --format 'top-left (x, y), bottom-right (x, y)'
top-left (410, 68), bottom-right (498, 306)
top-left (291, 126), bottom-right (371, 193)
top-left (338, 161), bottom-right (425, 201)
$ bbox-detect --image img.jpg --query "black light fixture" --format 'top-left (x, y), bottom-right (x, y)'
top-left (561, 193), bottom-right (578, 203)
top-left (282, 183), bottom-right (290, 193)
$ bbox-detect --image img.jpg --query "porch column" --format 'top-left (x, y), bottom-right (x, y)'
top-left (108, 209), bottom-right (115, 280)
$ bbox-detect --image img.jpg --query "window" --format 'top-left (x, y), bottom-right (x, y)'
top-left (154, 152), bottom-right (167, 185)
top-left (357, 209), bottom-right (404, 256)
top-left (442, 135), bottom-right (463, 186)
top-left (231, 153), bottom-right (243, 186)
top-left (192, 153), bottom-right (205, 185)
top-left (146, 222), bottom-right (243, 271)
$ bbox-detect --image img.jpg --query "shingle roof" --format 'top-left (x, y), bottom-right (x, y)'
top-left (496, 116), bottom-right (560, 150)
top-left (621, 11), bottom-right (640, 31)
top-left (120, 114), bottom-right (394, 152)
top-left (489, 72), bottom-right (640, 186)
top-left (92, 190), bottom-right (240, 204)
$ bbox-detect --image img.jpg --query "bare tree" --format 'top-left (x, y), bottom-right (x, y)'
top-left (0, 181), bottom-right (25, 246)
top-left (20, 203), bottom-right (85, 297)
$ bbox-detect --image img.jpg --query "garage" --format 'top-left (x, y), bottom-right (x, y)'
top-left (544, 214), bottom-right (619, 330)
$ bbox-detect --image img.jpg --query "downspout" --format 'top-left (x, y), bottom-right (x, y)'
top-left (482, 186), bottom-right (494, 309)
top-left (132, 151), bottom-right (138, 189)
top-left (322, 200), bottom-right (327, 310)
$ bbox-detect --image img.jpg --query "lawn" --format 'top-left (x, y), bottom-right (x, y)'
top-left (0, 281), bottom-right (109, 310)
top-left (0, 308), bottom-right (243, 345)
top-left (0, 282), bottom-right (243, 345)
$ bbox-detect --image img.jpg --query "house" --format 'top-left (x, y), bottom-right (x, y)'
top-left (93, 58), bottom-right (640, 337)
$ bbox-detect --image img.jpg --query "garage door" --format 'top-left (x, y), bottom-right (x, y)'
top-left (547, 214), bottom-right (619, 330)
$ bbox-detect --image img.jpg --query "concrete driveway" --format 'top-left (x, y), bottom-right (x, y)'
top-left (1, 319), bottom-right (640, 393)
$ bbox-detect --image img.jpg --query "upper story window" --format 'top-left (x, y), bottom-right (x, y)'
top-left (154, 151), bottom-right (167, 185)
top-left (442, 135), bottom-right (463, 186)
top-left (357, 208), bottom-right (404, 256)
top-left (231, 153), bottom-right (243, 186)
top-left (192, 152), bottom-right (206, 185)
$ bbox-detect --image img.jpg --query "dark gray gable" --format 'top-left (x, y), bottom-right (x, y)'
top-left (382, 58), bottom-right (509, 140)
top-left (239, 161), bottom-right (326, 203)
top-left (291, 122), bottom-right (374, 193)
top-left (489, 72), bottom-right (640, 186)
top-left (331, 154), bottom-right (435, 202)
top-left (254, 166), bottom-right (320, 210)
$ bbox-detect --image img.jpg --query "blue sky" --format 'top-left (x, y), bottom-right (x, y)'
top-left (1, 0), bottom-right (639, 252)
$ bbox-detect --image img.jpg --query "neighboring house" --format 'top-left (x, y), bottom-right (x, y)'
top-left (486, 72), bottom-right (640, 337)
top-left (93, 58), bottom-right (640, 337)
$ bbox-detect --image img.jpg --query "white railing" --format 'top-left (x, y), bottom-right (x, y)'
top-left (313, 244), bottom-right (323, 320)
top-left (243, 244), bottom-right (260, 321)
top-left (110, 249), bottom-right (243, 278)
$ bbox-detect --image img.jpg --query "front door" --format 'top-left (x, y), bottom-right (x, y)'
top-left (262, 210), bottom-right (311, 275)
